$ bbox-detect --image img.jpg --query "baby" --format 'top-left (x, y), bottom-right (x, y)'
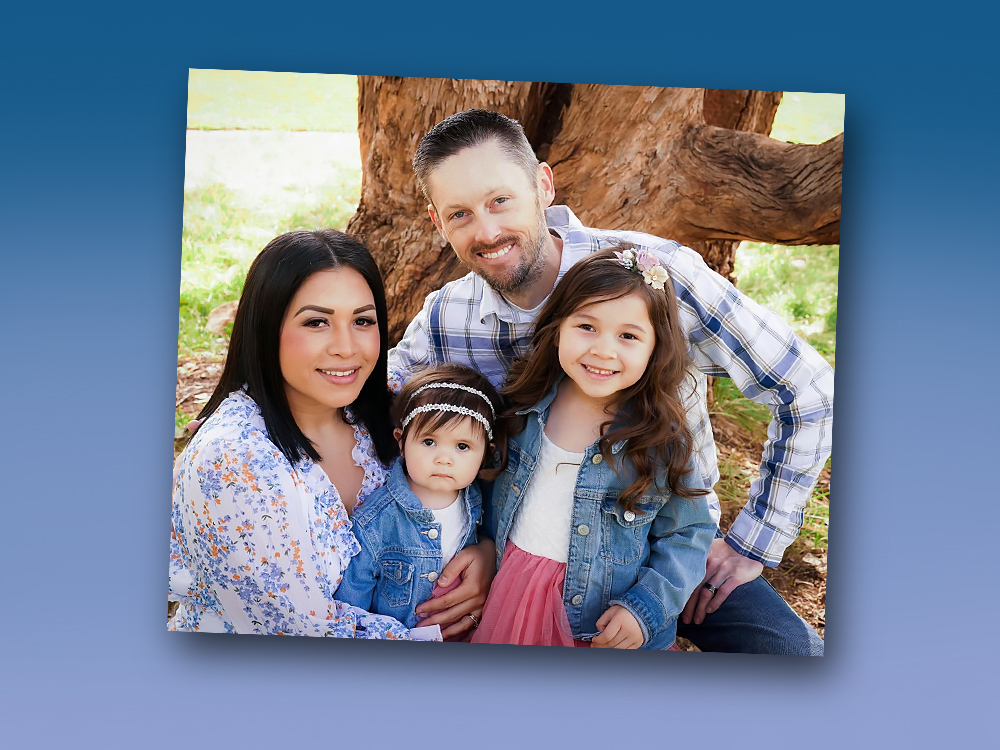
top-left (337, 363), bottom-right (504, 635)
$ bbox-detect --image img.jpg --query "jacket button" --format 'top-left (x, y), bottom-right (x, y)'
top-left (511, 485), bottom-right (520, 494)
top-left (427, 571), bottom-right (438, 582)
top-left (577, 524), bottom-right (590, 536)
top-left (623, 511), bottom-right (636, 522)
top-left (571, 595), bottom-right (583, 606)
top-left (591, 454), bottom-right (603, 464)
top-left (427, 528), bottom-right (439, 540)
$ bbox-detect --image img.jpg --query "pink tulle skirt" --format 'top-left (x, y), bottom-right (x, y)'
top-left (472, 541), bottom-right (589, 648)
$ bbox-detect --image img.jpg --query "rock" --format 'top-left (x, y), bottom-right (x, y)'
top-left (206, 300), bottom-right (239, 334)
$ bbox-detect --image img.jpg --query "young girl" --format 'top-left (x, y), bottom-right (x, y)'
top-left (337, 363), bottom-right (505, 634)
top-left (472, 246), bottom-right (716, 650)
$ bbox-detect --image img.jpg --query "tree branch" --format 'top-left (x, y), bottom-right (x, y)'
top-left (674, 127), bottom-right (842, 245)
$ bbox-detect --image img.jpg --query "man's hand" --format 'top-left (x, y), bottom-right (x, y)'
top-left (414, 539), bottom-right (495, 638)
top-left (591, 605), bottom-right (643, 649)
top-left (682, 538), bottom-right (764, 626)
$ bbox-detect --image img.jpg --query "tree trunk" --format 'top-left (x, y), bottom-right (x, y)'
top-left (348, 77), bottom-right (842, 343)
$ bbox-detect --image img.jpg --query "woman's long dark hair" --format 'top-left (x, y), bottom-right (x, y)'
top-left (197, 229), bottom-right (398, 466)
top-left (502, 246), bottom-right (706, 512)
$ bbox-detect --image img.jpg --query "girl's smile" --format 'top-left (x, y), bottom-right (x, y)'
top-left (557, 292), bottom-right (656, 407)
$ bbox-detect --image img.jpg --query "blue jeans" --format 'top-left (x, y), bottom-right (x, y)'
top-left (676, 537), bottom-right (825, 656)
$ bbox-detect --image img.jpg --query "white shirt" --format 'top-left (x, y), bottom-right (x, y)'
top-left (432, 491), bottom-right (471, 569)
top-left (509, 431), bottom-right (584, 563)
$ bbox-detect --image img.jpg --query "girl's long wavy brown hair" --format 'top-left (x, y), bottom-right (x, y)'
top-left (502, 246), bottom-right (706, 512)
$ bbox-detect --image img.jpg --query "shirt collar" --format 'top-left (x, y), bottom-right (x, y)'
top-left (476, 205), bottom-right (582, 324)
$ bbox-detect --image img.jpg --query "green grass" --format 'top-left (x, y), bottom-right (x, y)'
top-left (187, 69), bottom-right (358, 132)
top-left (799, 471), bottom-right (831, 549)
top-left (178, 185), bottom-right (259, 356)
top-left (178, 164), bottom-right (362, 358)
top-left (710, 378), bottom-right (771, 439)
top-left (735, 242), bottom-right (839, 368)
top-left (770, 91), bottom-right (844, 144)
top-left (711, 376), bottom-right (832, 552)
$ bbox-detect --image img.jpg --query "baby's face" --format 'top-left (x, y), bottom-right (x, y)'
top-left (402, 417), bottom-right (486, 498)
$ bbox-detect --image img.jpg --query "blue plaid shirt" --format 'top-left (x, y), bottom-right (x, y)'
top-left (388, 206), bottom-right (834, 566)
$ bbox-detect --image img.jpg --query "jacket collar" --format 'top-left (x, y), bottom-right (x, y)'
top-left (514, 377), bottom-right (628, 455)
top-left (384, 457), bottom-right (475, 519)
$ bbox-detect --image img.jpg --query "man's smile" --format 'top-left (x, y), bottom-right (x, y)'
top-left (480, 243), bottom-right (513, 260)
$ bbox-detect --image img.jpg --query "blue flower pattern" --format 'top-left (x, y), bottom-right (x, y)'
top-left (169, 391), bottom-right (414, 639)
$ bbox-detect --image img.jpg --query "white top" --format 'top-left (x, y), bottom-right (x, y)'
top-left (432, 490), bottom-right (470, 569)
top-left (509, 431), bottom-right (584, 563)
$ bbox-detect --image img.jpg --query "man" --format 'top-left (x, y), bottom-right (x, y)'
top-left (390, 109), bottom-right (833, 654)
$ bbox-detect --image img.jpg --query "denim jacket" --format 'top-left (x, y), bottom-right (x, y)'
top-left (488, 383), bottom-right (716, 649)
top-left (338, 458), bottom-right (482, 628)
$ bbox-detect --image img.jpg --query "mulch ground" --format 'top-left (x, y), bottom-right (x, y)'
top-left (174, 357), bottom-right (827, 647)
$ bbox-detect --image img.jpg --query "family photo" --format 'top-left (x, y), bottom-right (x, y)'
top-left (169, 71), bottom-right (840, 653)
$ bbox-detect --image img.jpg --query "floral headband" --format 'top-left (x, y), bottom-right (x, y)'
top-left (407, 381), bottom-right (496, 418)
top-left (401, 382), bottom-right (496, 440)
top-left (401, 404), bottom-right (493, 441)
top-left (614, 247), bottom-right (669, 291)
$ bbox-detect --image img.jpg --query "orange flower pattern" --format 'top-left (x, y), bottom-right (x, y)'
top-left (168, 391), bottom-right (417, 639)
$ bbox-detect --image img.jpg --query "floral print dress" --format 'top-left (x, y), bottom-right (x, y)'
top-left (168, 390), bottom-right (414, 639)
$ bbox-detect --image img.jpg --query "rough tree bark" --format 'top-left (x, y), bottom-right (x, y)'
top-left (346, 77), bottom-right (842, 343)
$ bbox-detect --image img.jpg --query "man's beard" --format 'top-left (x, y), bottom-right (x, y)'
top-left (467, 208), bottom-right (550, 297)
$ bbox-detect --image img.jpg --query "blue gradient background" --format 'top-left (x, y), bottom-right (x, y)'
top-left (3, 3), bottom-right (996, 747)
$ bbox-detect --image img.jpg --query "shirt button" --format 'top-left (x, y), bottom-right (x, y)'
top-left (623, 511), bottom-right (636, 522)
top-left (577, 524), bottom-right (590, 536)
top-left (591, 454), bottom-right (603, 464)
top-left (427, 528), bottom-right (439, 540)
top-left (427, 571), bottom-right (438, 582)
top-left (571, 595), bottom-right (583, 606)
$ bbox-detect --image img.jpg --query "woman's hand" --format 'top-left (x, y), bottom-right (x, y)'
top-left (591, 605), bottom-right (643, 649)
top-left (415, 539), bottom-right (495, 638)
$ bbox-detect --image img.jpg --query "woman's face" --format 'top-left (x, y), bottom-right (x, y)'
top-left (279, 267), bottom-right (381, 419)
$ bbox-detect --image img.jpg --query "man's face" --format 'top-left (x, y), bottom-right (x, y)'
top-left (426, 140), bottom-right (555, 296)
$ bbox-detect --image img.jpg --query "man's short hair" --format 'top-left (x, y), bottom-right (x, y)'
top-left (412, 109), bottom-right (539, 204)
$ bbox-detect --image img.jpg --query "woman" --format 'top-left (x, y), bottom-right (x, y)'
top-left (169, 229), bottom-right (490, 638)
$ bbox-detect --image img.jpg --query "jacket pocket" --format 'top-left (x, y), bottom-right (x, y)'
top-left (599, 496), bottom-right (655, 565)
top-left (378, 559), bottom-right (414, 608)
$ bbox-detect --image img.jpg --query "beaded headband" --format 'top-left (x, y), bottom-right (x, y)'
top-left (407, 381), bottom-right (496, 418)
top-left (401, 403), bottom-right (493, 440)
top-left (614, 247), bottom-right (669, 291)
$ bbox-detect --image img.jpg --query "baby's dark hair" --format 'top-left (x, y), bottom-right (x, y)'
top-left (393, 363), bottom-right (507, 480)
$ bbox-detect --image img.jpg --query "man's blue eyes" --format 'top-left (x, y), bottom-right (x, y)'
top-left (451, 198), bottom-right (509, 221)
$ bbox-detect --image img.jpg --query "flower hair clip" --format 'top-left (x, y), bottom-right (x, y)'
top-left (614, 247), bottom-right (669, 291)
